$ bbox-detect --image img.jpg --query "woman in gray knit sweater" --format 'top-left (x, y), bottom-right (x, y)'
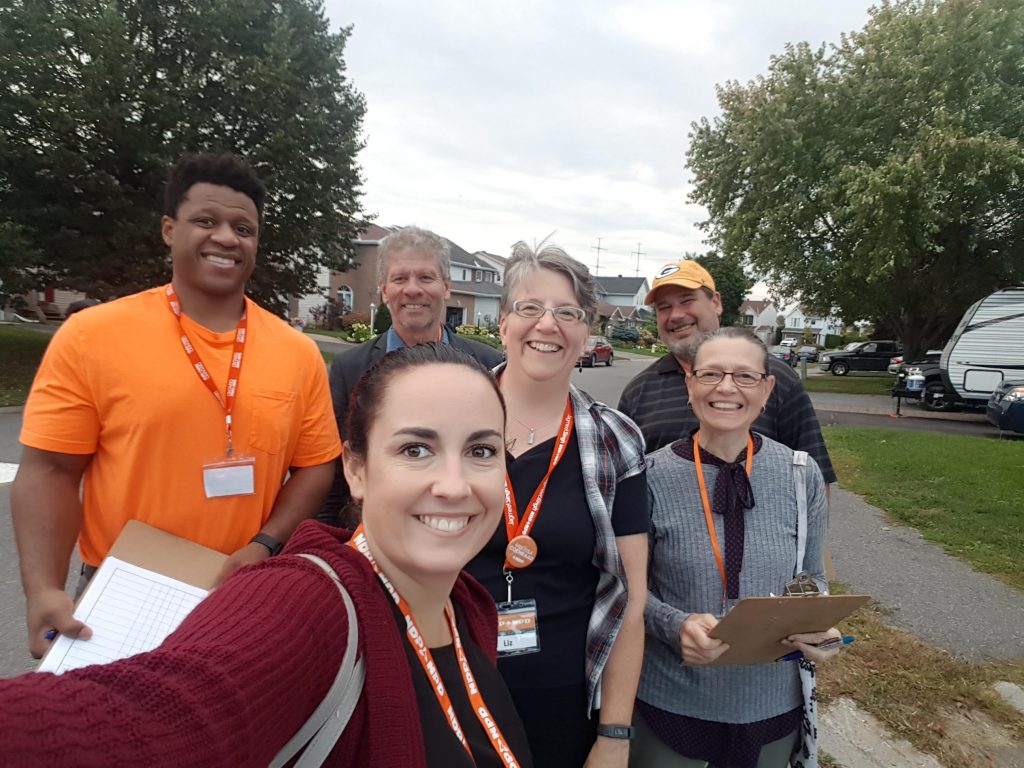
top-left (632, 328), bottom-right (841, 768)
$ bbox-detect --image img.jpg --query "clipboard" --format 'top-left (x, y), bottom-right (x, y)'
top-left (106, 519), bottom-right (227, 590)
top-left (704, 593), bottom-right (870, 666)
top-left (38, 521), bottom-right (228, 673)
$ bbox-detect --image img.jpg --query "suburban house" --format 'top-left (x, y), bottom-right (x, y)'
top-left (738, 299), bottom-right (779, 345)
top-left (290, 224), bottom-right (504, 328)
top-left (780, 304), bottom-right (843, 346)
top-left (594, 275), bottom-right (651, 332)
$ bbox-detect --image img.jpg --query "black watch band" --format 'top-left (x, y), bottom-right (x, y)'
top-left (595, 724), bottom-right (635, 740)
top-left (249, 532), bottom-right (284, 556)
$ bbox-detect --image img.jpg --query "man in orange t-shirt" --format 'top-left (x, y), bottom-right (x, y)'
top-left (12, 154), bottom-right (341, 658)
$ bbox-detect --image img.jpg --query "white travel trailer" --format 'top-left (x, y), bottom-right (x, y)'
top-left (940, 287), bottom-right (1024, 404)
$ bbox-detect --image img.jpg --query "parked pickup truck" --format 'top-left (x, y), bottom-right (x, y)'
top-left (819, 340), bottom-right (901, 376)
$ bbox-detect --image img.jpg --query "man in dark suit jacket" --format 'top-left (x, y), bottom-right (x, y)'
top-left (319, 226), bottom-right (503, 526)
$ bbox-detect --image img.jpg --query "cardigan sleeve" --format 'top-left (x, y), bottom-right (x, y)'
top-left (0, 556), bottom-right (350, 768)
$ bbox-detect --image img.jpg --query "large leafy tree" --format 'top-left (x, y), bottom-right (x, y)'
top-left (687, 0), bottom-right (1024, 358)
top-left (0, 0), bottom-right (367, 312)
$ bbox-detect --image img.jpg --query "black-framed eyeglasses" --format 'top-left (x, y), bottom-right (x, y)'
top-left (512, 300), bottom-right (587, 324)
top-left (690, 369), bottom-right (769, 387)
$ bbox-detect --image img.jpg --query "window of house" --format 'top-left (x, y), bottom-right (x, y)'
top-left (336, 285), bottom-right (354, 312)
top-left (474, 270), bottom-right (482, 282)
top-left (743, 315), bottom-right (754, 325)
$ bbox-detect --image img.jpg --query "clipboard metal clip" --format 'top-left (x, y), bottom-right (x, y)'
top-left (783, 571), bottom-right (820, 597)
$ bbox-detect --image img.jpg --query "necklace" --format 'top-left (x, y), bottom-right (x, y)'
top-left (509, 413), bottom-right (540, 445)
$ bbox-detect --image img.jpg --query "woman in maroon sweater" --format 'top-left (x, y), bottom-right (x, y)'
top-left (0, 344), bottom-right (532, 768)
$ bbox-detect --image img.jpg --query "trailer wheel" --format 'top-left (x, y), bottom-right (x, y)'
top-left (921, 381), bottom-right (956, 412)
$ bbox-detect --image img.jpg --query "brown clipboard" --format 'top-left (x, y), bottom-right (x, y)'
top-left (104, 520), bottom-right (228, 591)
top-left (704, 594), bottom-right (870, 666)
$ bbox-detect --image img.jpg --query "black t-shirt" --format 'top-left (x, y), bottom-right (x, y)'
top-left (464, 427), bottom-right (649, 689)
top-left (390, 591), bottom-right (533, 768)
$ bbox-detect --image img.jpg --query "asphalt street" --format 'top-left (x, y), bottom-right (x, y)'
top-left (0, 347), bottom-right (1019, 676)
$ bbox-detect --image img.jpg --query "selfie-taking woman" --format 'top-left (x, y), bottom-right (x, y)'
top-left (465, 242), bottom-right (649, 768)
top-left (0, 344), bottom-right (532, 768)
top-left (632, 328), bottom-right (840, 768)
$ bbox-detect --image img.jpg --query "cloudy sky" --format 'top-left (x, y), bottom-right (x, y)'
top-left (323, 1), bottom-right (875, 288)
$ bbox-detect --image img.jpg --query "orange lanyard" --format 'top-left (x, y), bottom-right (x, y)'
top-left (165, 284), bottom-right (248, 456)
top-left (347, 526), bottom-right (522, 767)
top-left (502, 397), bottom-right (574, 569)
top-left (693, 432), bottom-right (754, 599)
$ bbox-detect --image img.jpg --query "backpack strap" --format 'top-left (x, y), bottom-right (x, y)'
top-left (792, 451), bottom-right (809, 576)
top-left (269, 553), bottom-right (366, 768)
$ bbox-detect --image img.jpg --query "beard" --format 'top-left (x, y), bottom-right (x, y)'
top-left (663, 333), bottom-right (700, 367)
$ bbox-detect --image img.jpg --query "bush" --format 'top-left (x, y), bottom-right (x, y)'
top-left (340, 312), bottom-right (369, 330)
top-left (372, 304), bottom-right (392, 335)
top-left (610, 325), bottom-right (641, 344)
top-left (348, 322), bottom-right (373, 343)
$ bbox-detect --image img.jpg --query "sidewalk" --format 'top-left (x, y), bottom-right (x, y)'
top-left (828, 487), bottom-right (1024, 660)
top-left (820, 487), bottom-right (1024, 767)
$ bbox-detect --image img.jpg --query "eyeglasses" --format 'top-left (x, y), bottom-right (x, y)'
top-left (512, 300), bottom-right (587, 324)
top-left (690, 369), bottom-right (768, 387)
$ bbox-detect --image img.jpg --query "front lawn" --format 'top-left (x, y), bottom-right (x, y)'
top-left (0, 326), bottom-right (52, 406)
top-left (823, 427), bottom-right (1024, 590)
top-left (803, 373), bottom-right (894, 396)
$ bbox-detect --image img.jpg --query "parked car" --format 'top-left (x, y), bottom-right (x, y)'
top-left (819, 340), bottom-right (901, 375)
top-left (780, 337), bottom-right (799, 347)
top-left (795, 346), bottom-right (818, 363)
top-left (580, 336), bottom-right (613, 367)
top-left (987, 381), bottom-right (1024, 434)
top-left (887, 355), bottom-right (904, 374)
top-left (768, 345), bottom-right (795, 366)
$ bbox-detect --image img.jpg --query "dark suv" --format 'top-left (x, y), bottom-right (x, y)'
top-left (819, 340), bottom-right (901, 376)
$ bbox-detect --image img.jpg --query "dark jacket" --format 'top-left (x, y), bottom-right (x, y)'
top-left (319, 330), bottom-right (504, 526)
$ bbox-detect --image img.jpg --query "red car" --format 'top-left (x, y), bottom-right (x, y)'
top-left (580, 336), bottom-right (614, 367)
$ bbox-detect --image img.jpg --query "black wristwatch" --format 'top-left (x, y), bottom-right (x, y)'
top-left (596, 724), bottom-right (635, 740)
top-left (249, 532), bottom-right (284, 556)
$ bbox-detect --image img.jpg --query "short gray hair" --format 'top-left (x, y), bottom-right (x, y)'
top-left (500, 241), bottom-right (597, 323)
top-left (690, 327), bottom-right (770, 373)
top-left (376, 226), bottom-right (451, 285)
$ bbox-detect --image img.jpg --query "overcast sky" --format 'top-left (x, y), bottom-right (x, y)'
top-left (323, 1), bottom-right (875, 289)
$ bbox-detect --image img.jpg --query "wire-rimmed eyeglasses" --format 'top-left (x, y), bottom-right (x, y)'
top-left (690, 369), bottom-right (769, 387)
top-left (512, 300), bottom-right (587, 324)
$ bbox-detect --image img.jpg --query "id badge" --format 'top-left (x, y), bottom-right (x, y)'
top-left (202, 455), bottom-right (256, 498)
top-left (496, 599), bottom-right (540, 657)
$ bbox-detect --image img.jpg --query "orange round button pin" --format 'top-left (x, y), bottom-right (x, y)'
top-left (505, 534), bottom-right (538, 568)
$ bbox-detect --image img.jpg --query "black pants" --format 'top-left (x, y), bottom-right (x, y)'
top-left (510, 683), bottom-right (597, 768)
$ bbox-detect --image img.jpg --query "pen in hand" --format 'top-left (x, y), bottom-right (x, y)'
top-left (779, 635), bottom-right (855, 662)
top-left (44, 629), bottom-right (58, 641)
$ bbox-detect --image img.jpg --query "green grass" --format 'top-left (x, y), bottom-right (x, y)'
top-left (803, 373), bottom-right (894, 395)
top-left (0, 326), bottom-right (52, 406)
top-left (304, 327), bottom-right (350, 340)
top-left (611, 343), bottom-right (663, 357)
top-left (824, 427), bottom-right (1024, 590)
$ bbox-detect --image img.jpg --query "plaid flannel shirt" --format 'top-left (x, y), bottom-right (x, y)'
top-left (569, 383), bottom-right (647, 712)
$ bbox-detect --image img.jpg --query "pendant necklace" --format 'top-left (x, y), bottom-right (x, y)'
top-left (510, 414), bottom-right (539, 445)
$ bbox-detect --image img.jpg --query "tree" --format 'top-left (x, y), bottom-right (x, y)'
top-left (687, 0), bottom-right (1024, 358)
top-left (691, 251), bottom-right (753, 328)
top-left (0, 0), bottom-right (368, 313)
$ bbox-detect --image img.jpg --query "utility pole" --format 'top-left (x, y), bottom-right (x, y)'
top-left (591, 237), bottom-right (607, 276)
top-left (632, 242), bottom-right (646, 277)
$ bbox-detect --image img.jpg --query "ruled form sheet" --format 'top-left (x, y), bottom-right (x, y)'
top-left (38, 557), bottom-right (209, 674)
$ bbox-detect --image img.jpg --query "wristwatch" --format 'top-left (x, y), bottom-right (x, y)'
top-left (595, 724), bottom-right (635, 740)
top-left (249, 532), bottom-right (284, 556)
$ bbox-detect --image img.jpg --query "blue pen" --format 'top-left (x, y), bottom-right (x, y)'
top-left (779, 635), bottom-right (854, 662)
top-left (44, 629), bottom-right (58, 641)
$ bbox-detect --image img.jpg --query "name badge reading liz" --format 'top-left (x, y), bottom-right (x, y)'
top-left (202, 456), bottom-right (256, 498)
top-left (496, 599), bottom-right (540, 657)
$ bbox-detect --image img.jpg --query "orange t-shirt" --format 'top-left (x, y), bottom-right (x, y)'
top-left (21, 287), bottom-right (341, 565)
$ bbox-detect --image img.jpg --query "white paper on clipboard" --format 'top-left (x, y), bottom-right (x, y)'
top-left (38, 556), bottom-right (209, 674)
